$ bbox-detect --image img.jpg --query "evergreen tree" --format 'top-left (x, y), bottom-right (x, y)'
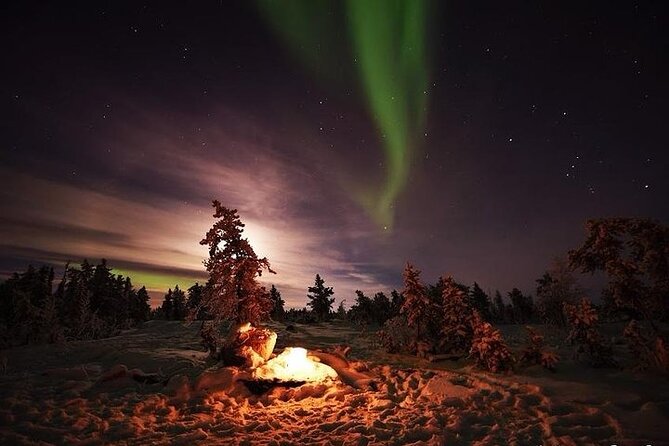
top-left (390, 289), bottom-right (404, 318)
top-left (564, 298), bottom-right (616, 367)
top-left (90, 259), bottom-right (114, 320)
top-left (569, 218), bottom-right (669, 324)
top-left (112, 275), bottom-right (131, 326)
top-left (469, 312), bottom-right (514, 372)
top-left (440, 276), bottom-right (475, 353)
top-left (508, 288), bottom-right (534, 324)
top-left (349, 290), bottom-right (373, 325)
top-left (269, 284), bottom-right (285, 321)
top-left (400, 263), bottom-right (430, 346)
top-left (186, 283), bottom-right (205, 320)
top-left (493, 290), bottom-right (506, 323)
top-left (469, 282), bottom-right (492, 321)
top-left (161, 289), bottom-right (174, 320)
top-left (426, 276), bottom-right (446, 306)
top-left (198, 201), bottom-right (275, 325)
top-left (171, 285), bottom-right (187, 320)
top-left (336, 300), bottom-right (347, 319)
top-left (62, 265), bottom-right (93, 337)
top-left (0, 265), bottom-right (54, 344)
top-left (372, 292), bottom-right (392, 325)
top-left (34, 293), bottom-right (63, 344)
top-left (536, 259), bottom-right (582, 326)
top-left (307, 274), bottom-right (335, 321)
top-left (131, 286), bottom-right (151, 322)
top-left (1, 260), bottom-right (149, 344)
top-left (53, 265), bottom-right (67, 321)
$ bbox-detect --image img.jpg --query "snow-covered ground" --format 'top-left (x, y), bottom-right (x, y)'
top-left (1, 320), bottom-right (667, 445)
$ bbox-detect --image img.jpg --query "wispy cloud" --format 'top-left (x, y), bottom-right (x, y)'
top-left (0, 105), bottom-right (399, 307)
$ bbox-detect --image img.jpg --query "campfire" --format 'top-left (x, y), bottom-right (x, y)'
top-left (222, 323), bottom-right (373, 393)
top-left (253, 347), bottom-right (337, 383)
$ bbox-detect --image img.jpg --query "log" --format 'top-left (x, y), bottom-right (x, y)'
top-left (427, 353), bottom-right (463, 363)
top-left (308, 349), bottom-right (375, 390)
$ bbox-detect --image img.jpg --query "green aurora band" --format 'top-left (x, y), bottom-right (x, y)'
top-left (258, 0), bottom-right (429, 229)
top-left (112, 268), bottom-right (203, 295)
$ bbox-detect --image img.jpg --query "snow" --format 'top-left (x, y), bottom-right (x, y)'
top-left (0, 320), bottom-right (667, 445)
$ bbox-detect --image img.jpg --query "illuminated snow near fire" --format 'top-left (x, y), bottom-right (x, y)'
top-left (2, 321), bottom-right (667, 445)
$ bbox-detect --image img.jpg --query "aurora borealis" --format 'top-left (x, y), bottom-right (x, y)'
top-left (259, 0), bottom-right (429, 228)
top-left (346, 0), bottom-right (429, 228)
top-left (2, 1), bottom-right (666, 307)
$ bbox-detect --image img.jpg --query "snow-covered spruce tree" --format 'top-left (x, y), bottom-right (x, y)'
top-left (535, 258), bottom-right (582, 326)
top-left (520, 326), bottom-right (559, 371)
top-left (306, 274), bottom-right (335, 322)
top-left (469, 311), bottom-right (514, 373)
top-left (440, 276), bottom-right (475, 354)
top-left (197, 201), bottom-right (275, 326)
top-left (400, 263), bottom-right (430, 352)
top-left (564, 298), bottom-right (616, 367)
top-left (623, 320), bottom-right (669, 373)
top-left (569, 218), bottom-right (669, 325)
top-left (195, 201), bottom-right (277, 366)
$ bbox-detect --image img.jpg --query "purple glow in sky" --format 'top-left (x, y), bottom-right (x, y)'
top-left (2, 1), bottom-right (666, 307)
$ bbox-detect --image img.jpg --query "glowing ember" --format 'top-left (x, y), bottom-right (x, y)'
top-left (252, 347), bottom-right (337, 383)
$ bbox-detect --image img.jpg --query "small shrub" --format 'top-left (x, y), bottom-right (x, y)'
top-left (469, 313), bottom-right (514, 373)
top-left (378, 315), bottom-right (414, 354)
top-left (623, 320), bottom-right (669, 373)
top-left (200, 322), bottom-right (219, 357)
top-left (564, 299), bottom-right (616, 368)
top-left (284, 308), bottom-right (318, 324)
top-left (520, 326), bottom-right (559, 371)
top-left (540, 350), bottom-right (560, 371)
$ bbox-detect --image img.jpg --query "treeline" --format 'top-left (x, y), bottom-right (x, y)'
top-left (0, 260), bottom-right (151, 347)
top-left (153, 284), bottom-right (203, 320)
top-left (342, 283), bottom-right (538, 327)
top-left (276, 273), bottom-right (543, 327)
top-left (154, 283), bottom-right (284, 322)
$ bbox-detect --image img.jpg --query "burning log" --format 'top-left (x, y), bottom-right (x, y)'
top-left (240, 347), bottom-right (336, 394)
top-left (240, 345), bottom-right (376, 394)
top-left (213, 323), bottom-right (375, 394)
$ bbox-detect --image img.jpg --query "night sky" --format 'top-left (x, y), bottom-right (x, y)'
top-left (2, 1), bottom-right (666, 307)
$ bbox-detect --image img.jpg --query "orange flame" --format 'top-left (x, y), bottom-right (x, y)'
top-left (252, 347), bottom-right (337, 383)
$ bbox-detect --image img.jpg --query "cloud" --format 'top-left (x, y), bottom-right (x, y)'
top-left (0, 105), bottom-right (399, 307)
